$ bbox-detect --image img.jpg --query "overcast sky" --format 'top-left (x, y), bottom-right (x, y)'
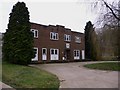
top-left (0, 0), bottom-right (99, 33)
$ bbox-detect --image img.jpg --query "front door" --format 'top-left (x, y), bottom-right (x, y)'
top-left (65, 50), bottom-right (70, 60)
top-left (42, 48), bottom-right (47, 60)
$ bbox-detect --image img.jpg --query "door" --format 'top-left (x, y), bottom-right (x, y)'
top-left (50, 49), bottom-right (59, 60)
top-left (32, 47), bottom-right (38, 61)
top-left (65, 50), bottom-right (70, 60)
top-left (82, 50), bottom-right (85, 59)
top-left (42, 48), bottom-right (47, 60)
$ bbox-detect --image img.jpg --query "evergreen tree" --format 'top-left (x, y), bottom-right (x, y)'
top-left (2, 2), bottom-right (35, 65)
top-left (84, 21), bottom-right (94, 59)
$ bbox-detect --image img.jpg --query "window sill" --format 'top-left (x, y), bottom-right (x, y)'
top-left (50, 39), bottom-right (59, 41)
top-left (64, 40), bottom-right (71, 42)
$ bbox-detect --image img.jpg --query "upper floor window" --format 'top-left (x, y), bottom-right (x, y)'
top-left (50, 32), bottom-right (59, 40)
top-left (75, 36), bottom-right (81, 43)
top-left (31, 29), bottom-right (38, 38)
top-left (64, 34), bottom-right (71, 42)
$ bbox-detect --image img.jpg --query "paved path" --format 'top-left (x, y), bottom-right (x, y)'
top-left (31, 61), bottom-right (119, 88)
top-left (0, 81), bottom-right (15, 90)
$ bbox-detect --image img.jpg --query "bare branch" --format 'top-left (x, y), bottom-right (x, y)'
top-left (102, 0), bottom-right (120, 21)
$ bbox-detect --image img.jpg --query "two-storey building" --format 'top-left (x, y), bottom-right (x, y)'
top-left (31, 22), bottom-right (85, 63)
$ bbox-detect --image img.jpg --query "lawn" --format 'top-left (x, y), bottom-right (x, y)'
top-left (2, 61), bottom-right (59, 89)
top-left (0, 61), bottom-right (1, 81)
top-left (84, 62), bottom-right (120, 71)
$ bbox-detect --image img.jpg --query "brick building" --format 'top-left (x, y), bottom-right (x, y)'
top-left (31, 22), bottom-right (85, 63)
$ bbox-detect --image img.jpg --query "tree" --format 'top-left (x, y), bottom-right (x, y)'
top-left (90, 29), bottom-right (101, 60)
top-left (96, 25), bottom-right (119, 60)
top-left (84, 21), bottom-right (94, 59)
top-left (89, 0), bottom-right (120, 60)
top-left (96, 0), bottom-right (120, 60)
top-left (2, 2), bottom-right (35, 65)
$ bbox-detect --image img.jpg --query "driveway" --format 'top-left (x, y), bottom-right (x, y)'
top-left (0, 82), bottom-right (15, 90)
top-left (31, 61), bottom-right (119, 88)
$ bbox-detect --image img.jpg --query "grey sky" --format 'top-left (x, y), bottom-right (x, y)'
top-left (0, 0), bottom-right (98, 33)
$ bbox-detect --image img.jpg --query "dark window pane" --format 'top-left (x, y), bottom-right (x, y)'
top-left (51, 33), bottom-right (53, 39)
top-left (56, 33), bottom-right (58, 39)
top-left (64, 35), bottom-right (66, 40)
top-left (51, 49), bottom-right (54, 54)
top-left (43, 49), bottom-right (46, 54)
top-left (69, 35), bottom-right (71, 41)
top-left (77, 51), bottom-right (79, 56)
top-left (74, 51), bottom-right (76, 56)
top-left (35, 31), bottom-right (38, 37)
top-left (53, 34), bottom-right (56, 39)
top-left (55, 50), bottom-right (57, 54)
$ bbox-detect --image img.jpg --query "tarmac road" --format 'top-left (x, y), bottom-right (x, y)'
top-left (31, 61), bottom-right (119, 88)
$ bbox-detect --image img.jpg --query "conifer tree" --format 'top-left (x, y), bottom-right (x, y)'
top-left (2, 2), bottom-right (35, 65)
top-left (84, 21), bottom-right (94, 59)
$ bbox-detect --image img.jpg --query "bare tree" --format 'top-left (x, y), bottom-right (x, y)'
top-left (90, 0), bottom-right (120, 27)
top-left (93, 0), bottom-right (120, 60)
top-left (78, 0), bottom-right (119, 60)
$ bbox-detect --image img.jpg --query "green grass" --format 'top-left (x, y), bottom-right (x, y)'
top-left (84, 62), bottom-right (120, 71)
top-left (2, 61), bottom-right (59, 89)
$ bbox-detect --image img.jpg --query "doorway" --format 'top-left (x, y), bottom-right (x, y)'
top-left (65, 49), bottom-right (70, 61)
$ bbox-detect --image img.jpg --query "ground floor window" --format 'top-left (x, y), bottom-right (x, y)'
top-left (50, 49), bottom-right (59, 60)
top-left (42, 48), bottom-right (47, 60)
top-left (74, 50), bottom-right (80, 60)
top-left (32, 47), bottom-right (38, 61)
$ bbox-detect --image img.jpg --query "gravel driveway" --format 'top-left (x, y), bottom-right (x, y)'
top-left (31, 61), bottom-right (119, 88)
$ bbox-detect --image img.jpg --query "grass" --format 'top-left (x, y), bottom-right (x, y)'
top-left (0, 61), bottom-right (2, 81)
top-left (84, 62), bottom-right (120, 71)
top-left (2, 61), bottom-right (59, 89)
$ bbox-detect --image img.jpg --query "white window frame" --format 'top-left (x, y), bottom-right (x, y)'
top-left (66, 43), bottom-right (70, 49)
top-left (50, 48), bottom-right (59, 60)
top-left (74, 50), bottom-right (80, 60)
top-left (50, 32), bottom-right (59, 40)
top-left (32, 47), bottom-right (38, 61)
top-left (31, 29), bottom-right (38, 38)
top-left (64, 34), bottom-right (71, 42)
top-left (75, 36), bottom-right (81, 43)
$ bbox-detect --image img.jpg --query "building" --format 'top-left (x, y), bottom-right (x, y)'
top-left (31, 22), bottom-right (85, 63)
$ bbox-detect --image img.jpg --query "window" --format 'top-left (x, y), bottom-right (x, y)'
top-left (64, 34), bottom-right (71, 41)
top-left (42, 48), bottom-right (47, 60)
top-left (74, 50), bottom-right (80, 60)
top-left (50, 32), bottom-right (58, 40)
top-left (31, 47), bottom-right (38, 61)
top-left (50, 49), bottom-right (59, 60)
top-left (75, 36), bottom-right (81, 43)
top-left (66, 43), bottom-right (70, 48)
top-left (31, 29), bottom-right (38, 38)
